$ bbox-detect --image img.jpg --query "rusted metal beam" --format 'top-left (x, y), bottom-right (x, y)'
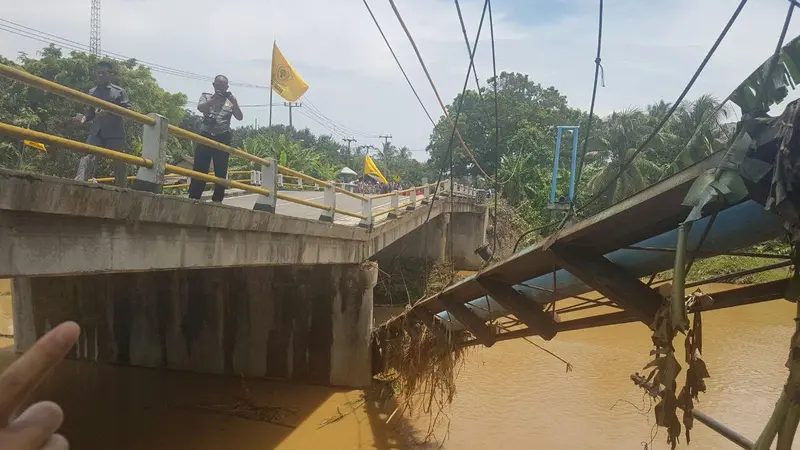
top-left (465, 279), bottom-right (789, 347)
top-left (550, 244), bottom-right (662, 324)
top-left (476, 277), bottom-right (558, 340)
top-left (440, 295), bottom-right (495, 347)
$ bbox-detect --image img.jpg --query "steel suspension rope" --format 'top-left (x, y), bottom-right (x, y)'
top-left (387, 0), bottom-right (492, 180)
top-left (361, 0), bottom-right (437, 128)
top-left (488, 0), bottom-right (501, 255)
top-left (454, 0), bottom-right (495, 131)
top-left (572, 0), bottom-right (604, 197)
top-left (574, 0), bottom-right (750, 217)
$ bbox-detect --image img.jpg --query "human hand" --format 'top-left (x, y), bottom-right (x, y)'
top-left (71, 114), bottom-right (85, 125)
top-left (0, 322), bottom-right (80, 450)
top-left (225, 92), bottom-right (237, 104)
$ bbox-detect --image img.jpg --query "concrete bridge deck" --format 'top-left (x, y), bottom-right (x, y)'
top-left (0, 169), bottom-right (484, 277)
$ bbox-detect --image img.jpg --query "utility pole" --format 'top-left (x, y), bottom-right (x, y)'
top-left (379, 134), bottom-right (392, 151)
top-left (343, 138), bottom-right (358, 153)
top-left (89, 0), bottom-right (101, 56)
top-left (284, 102), bottom-right (302, 128)
top-left (379, 135), bottom-right (393, 178)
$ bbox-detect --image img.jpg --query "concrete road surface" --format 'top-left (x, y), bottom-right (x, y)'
top-left (223, 190), bottom-right (393, 226)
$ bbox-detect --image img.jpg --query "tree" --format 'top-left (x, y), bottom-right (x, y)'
top-left (240, 133), bottom-right (339, 181)
top-left (0, 45), bottom-right (188, 177)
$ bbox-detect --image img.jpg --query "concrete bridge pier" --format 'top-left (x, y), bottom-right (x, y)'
top-left (11, 262), bottom-right (377, 388)
top-left (372, 209), bottom-right (488, 269)
top-left (447, 210), bottom-right (489, 270)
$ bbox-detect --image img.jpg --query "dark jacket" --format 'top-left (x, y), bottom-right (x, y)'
top-left (85, 83), bottom-right (132, 139)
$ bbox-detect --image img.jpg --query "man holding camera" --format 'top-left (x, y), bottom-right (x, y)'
top-left (188, 74), bottom-right (244, 203)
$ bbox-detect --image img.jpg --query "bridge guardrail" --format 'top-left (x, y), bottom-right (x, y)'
top-left (0, 62), bottom-right (478, 226)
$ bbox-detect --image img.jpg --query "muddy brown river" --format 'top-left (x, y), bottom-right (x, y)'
top-left (0, 281), bottom-right (797, 449)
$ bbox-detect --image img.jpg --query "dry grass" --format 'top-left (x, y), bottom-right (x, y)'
top-left (372, 260), bottom-right (470, 443)
top-left (374, 316), bottom-right (467, 443)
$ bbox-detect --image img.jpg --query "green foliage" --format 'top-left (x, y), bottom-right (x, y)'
top-left (0, 45), bottom-right (188, 177)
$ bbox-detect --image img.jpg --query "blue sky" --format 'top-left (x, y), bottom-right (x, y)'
top-left (2, 0), bottom-right (800, 160)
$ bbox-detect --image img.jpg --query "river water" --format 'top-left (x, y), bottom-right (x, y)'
top-left (0, 281), bottom-right (797, 449)
top-left (412, 283), bottom-right (798, 449)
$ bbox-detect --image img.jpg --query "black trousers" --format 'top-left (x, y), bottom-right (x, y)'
top-left (188, 131), bottom-right (231, 202)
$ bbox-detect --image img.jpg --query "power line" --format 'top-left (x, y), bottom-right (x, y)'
top-left (361, 0), bottom-right (436, 128)
top-left (0, 18), bottom-right (387, 140)
top-left (576, 0), bottom-right (750, 215)
top-left (387, 0), bottom-right (491, 180)
top-left (0, 18), bottom-right (267, 88)
top-left (303, 96), bottom-right (380, 138)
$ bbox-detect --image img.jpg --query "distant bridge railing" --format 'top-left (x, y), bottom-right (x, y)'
top-left (0, 62), bottom-right (480, 227)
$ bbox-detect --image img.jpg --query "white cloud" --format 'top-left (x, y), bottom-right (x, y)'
top-left (2, 0), bottom-right (800, 158)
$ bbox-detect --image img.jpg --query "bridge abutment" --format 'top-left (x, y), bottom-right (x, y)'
top-left (11, 262), bottom-right (377, 388)
top-left (447, 209), bottom-right (489, 270)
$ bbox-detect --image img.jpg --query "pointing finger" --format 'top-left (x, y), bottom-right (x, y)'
top-left (7, 401), bottom-right (64, 448)
top-left (0, 322), bottom-right (79, 422)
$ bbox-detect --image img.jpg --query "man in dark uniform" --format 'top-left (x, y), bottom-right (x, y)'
top-left (74, 61), bottom-right (132, 187)
top-left (188, 74), bottom-right (243, 203)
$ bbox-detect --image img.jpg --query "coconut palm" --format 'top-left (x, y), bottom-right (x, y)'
top-left (661, 94), bottom-right (730, 176)
top-left (584, 109), bottom-right (663, 208)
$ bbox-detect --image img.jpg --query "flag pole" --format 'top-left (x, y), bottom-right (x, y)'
top-left (269, 40), bottom-right (275, 129)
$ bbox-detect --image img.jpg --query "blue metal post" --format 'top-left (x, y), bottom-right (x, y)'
top-left (550, 128), bottom-right (563, 204)
top-left (568, 127), bottom-right (579, 201)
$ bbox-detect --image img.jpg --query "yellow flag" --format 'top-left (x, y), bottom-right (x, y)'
top-left (23, 140), bottom-right (47, 152)
top-left (364, 155), bottom-right (388, 184)
top-left (271, 42), bottom-right (309, 102)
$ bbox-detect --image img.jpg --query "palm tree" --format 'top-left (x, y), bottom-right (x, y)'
top-left (241, 134), bottom-right (339, 181)
top-left (661, 95), bottom-right (730, 177)
top-left (584, 109), bottom-right (663, 208)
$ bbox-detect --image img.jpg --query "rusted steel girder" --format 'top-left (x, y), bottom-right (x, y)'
top-left (476, 277), bottom-right (558, 340)
top-left (549, 243), bottom-right (663, 324)
top-left (462, 279), bottom-right (789, 347)
top-left (440, 295), bottom-right (496, 347)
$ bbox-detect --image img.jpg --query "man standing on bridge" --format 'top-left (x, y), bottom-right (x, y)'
top-left (188, 75), bottom-right (243, 203)
top-left (73, 61), bottom-right (132, 187)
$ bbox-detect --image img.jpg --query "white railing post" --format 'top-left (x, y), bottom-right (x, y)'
top-left (254, 158), bottom-right (277, 213)
top-left (314, 182), bottom-right (320, 191)
top-left (133, 113), bottom-right (168, 193)
top-left (408, 187), bottom-right (417, 210)
top-left (278, 173), bottom-right (284, 189)
top-left (319, 184), bottom-right (337, 222)
top-left (250, 169), bottom-right (261, 186)
top-left (359, 196), bottom-right (373, 228)
top-left (389, 190), bottom-right (400, 218)
top-left (297, 178), bottom-right (303, 190)
top-left (421, 177), bottom-right (429, 204)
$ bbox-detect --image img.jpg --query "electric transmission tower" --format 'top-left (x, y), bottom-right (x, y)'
top-left (89, 0), bottom-right (101, 56)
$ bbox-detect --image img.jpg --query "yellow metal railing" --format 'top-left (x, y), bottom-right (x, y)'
top-left (0, 122), bottom-right (272, 198)
top-left (0, 62), bottom-right (475, 225)
top-left (278, 166), bottom-right (366, 201)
